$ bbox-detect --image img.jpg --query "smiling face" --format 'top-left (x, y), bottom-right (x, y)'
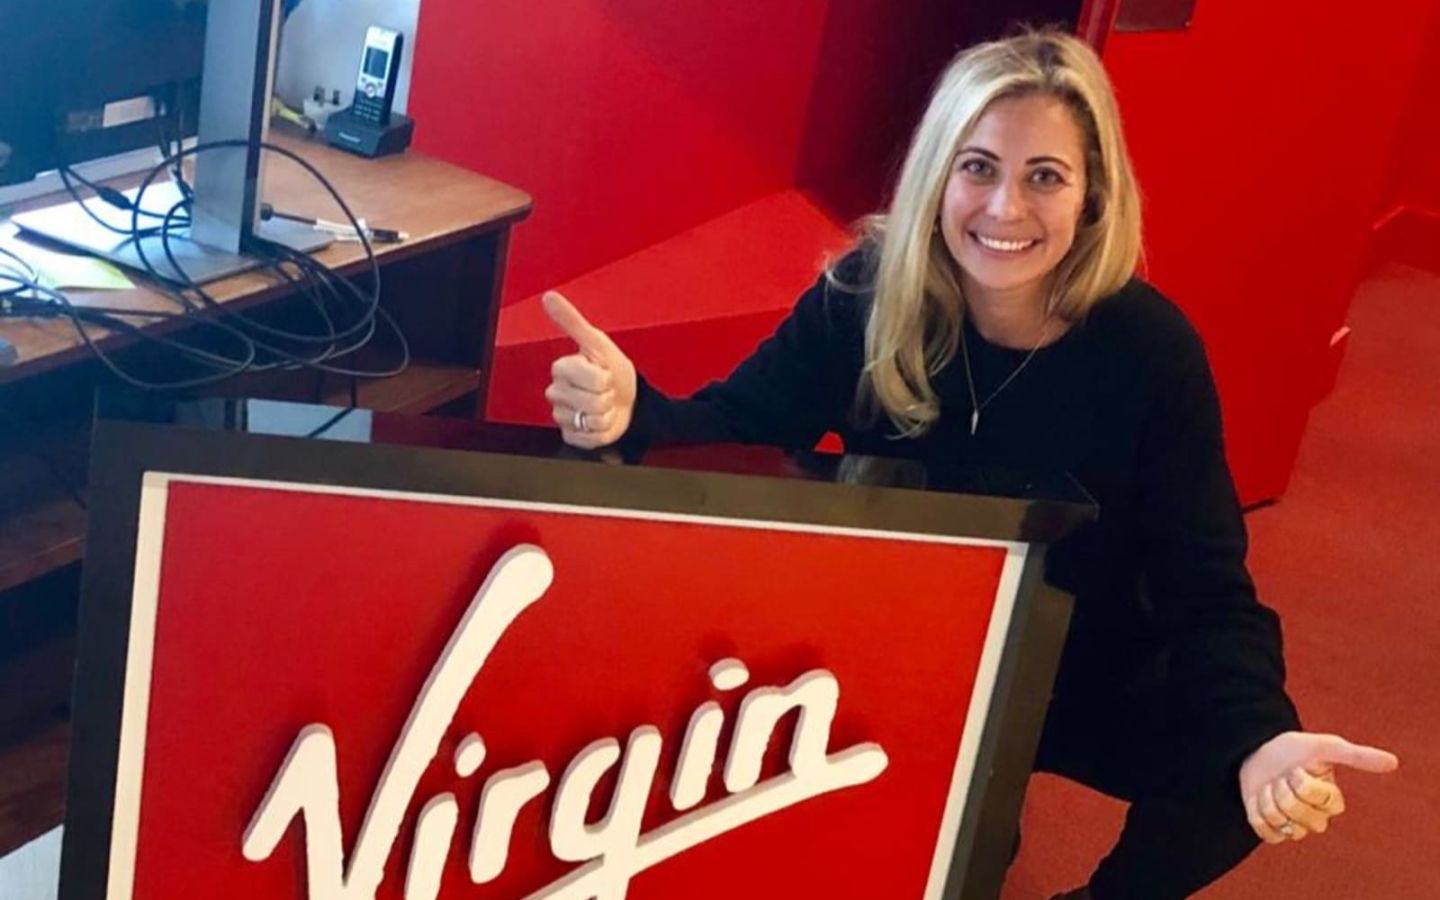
top-left (940, 93), bottom-right (1089, 309)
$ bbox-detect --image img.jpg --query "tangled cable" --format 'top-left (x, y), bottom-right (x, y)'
top-left (1, 124), bottom-right (408, 392)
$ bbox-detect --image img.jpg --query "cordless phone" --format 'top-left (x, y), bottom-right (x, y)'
top-left (350, 26), bottom-right (403, 127)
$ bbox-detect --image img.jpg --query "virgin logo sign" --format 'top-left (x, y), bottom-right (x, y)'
top-left (241, 546), bottom-right (889, 900)
top-left (110, 480), bottom-right (1014, 900)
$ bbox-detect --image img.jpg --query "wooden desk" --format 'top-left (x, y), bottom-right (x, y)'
top-left (0, 131), bottom-right (532, 596)
top-left (0, 134), bottom-right (531, 862)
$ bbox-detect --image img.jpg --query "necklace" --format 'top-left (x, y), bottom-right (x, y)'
top-left (957, 314), bottom-right (1052, 436)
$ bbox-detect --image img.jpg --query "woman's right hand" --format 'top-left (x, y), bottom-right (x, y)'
top-left (542, 291), bottom-right (638, 449)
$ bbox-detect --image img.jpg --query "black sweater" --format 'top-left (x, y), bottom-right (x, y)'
top-left (626, 249), bottom-right (1302, 772)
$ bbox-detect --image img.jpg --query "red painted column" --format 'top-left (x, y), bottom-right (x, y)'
top-left (1097, 0), bottom-right (1437, 502)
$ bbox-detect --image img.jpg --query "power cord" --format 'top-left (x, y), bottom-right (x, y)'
top-left (130, 137), bottom-right (409, 377)
top-left (55, 164), bottom-right (190, 238)
top-left (3, 126), bottom-right (410, 390)
top-left (2, 276), bottom-right (260, 389)
top-left (0, 245), bottom-right (40, 298)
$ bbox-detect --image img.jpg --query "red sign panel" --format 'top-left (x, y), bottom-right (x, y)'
top-left (103, 473), bottom-right (1025, 899)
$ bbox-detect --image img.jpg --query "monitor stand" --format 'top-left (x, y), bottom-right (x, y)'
top-left (11, 182), bottom-right (331, 286)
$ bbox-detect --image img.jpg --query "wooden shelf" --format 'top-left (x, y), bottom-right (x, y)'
top-left (0, 497), bottom-right (85, 598)
top-left (0, 361), bottom-right (484, 594)
top-left (320, 362), bottom-right (482, 416)
top-left (0, 713), bottom-right (68, 859)
top-left (0, 417), bottom-right (89, 596)
top-left (0, 619), bottom-right (74, 858)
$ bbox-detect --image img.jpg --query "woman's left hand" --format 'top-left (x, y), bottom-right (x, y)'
top-left (1238, 731), bottom-right (1399, 844)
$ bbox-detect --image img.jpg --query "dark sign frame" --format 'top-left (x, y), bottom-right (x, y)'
top-left (62, 403), bottom-right (1093, 899)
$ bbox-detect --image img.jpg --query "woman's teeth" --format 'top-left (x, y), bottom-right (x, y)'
top-left (973, 233), bottom-right (1038, 253)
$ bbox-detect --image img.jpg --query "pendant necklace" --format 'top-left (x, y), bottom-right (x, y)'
top-left (958, 314), bottom-right (1052, 436)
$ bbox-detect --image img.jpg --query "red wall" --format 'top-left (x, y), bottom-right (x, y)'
top-left (1100, 0), bottom-right (1438, 502)
top-left (1388, 10), bottom-right (1440, 216)
top-left (411, 1), bottom-right (1431, 504)
top-left (410, 1), bottom-right (832, 305)
top-left (409, 2), bottom-right (977, 308)
top-left (1374, 9), bottom-right (1440, 272)
top-left (791, 1), bottom-right (1004, 222)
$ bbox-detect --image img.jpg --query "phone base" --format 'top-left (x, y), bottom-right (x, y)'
top-left (323, 109), bottom-right (415, 159)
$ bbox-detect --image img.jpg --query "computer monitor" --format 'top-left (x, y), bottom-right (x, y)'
top-left (4, 0), bottom-right (326, 284)
top-left (0, 0), bottom-right (206, 193)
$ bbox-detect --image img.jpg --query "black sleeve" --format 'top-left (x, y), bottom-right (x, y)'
top-left (1136, 329), bottom-right (1302, 772)
top-left (619, 267), bottom-right (866, 451)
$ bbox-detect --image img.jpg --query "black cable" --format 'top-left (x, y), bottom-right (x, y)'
top-left (131, 138), bottom-right (379, 297)
top-left (55, 96), bottom-right (194, 227)
top-left (150, 222), bottom-right (396, 377)
top-left (3, 206), bottom-right (256, 383)
top-left (56, 164), bottom-right (189, 237)
top-left (243, 239), bottom-right (341, 348)
top-left (0, 246), bottom-right (40, 298)
top-left (159, 219), bottom-right (370, 347)
top-left (5, 297), bottom-right (192, 319)
top-left (1, 275), bottom-right (258, 389)
top-left (5, 275), bottom-right (257, 371)
top-left (250, 241), bottom-right (377, 369)
top-left (156, 88), bottom-right (193, 202)
top-left (137, 99), bottom-right (367, 353)
top-left (255, 237), bottom-right (409, 371)
top-left (265, 243), bottom-right (410, 378)
top-left (306, 406), bottom-right (356, 438)
top-left (9, 132), bottom-right (408, 390)
top-left (124, 177), bottom-right (338, 375)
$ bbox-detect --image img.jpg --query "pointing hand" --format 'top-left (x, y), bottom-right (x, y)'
top-left (1239, 731), bottom-right (1399, 844)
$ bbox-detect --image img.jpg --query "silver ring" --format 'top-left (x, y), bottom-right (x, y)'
top-left (573, 409), bottom-right (587, 433)
top-left (1277, 821), bottom-right (1297, 837)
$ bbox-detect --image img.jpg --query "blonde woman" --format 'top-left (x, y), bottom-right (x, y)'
top-left (543, 30), bottom-right (1397, 898)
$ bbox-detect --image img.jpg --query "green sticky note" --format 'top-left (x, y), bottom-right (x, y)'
top-left (34, 254), bottom-right (135, 291)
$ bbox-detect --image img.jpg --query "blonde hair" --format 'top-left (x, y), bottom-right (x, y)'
top-left (840, 29), bottom-right (1142, 436)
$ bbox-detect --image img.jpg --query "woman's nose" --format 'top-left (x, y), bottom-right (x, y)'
top-left (986, 179), bottom-right (1026, 221)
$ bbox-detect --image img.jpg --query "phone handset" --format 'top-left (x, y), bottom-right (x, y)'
top-left (351, 26), bottom-right (404, 127)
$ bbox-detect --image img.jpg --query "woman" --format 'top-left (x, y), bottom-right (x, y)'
top-left (541, 30), bottom-right (1397, 899)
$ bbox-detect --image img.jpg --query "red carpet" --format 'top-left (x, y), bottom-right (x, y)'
top-left (1004, 262), bottom-right (1440, 898)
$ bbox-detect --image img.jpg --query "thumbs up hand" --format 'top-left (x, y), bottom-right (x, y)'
top-left (542, 291), bottom-right (638, 450)
top-left (1239, 731), bottom-right (1399, 844)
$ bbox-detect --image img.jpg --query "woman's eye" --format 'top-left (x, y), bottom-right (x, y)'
top-left (959, 158), bottom-right (994, 178)
top-left (1030, 168), bottom-right (1065, 187)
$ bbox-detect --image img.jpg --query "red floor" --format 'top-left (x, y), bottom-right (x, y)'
top-left (1003, 262), bottom-right (1440, 898)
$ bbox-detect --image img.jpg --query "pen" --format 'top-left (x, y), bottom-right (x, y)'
top-left (259, 203), bottom-right (409, 243)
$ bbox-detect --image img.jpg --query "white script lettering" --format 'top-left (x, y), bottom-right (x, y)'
top-left (241, 544), bottom-right (888, 899)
